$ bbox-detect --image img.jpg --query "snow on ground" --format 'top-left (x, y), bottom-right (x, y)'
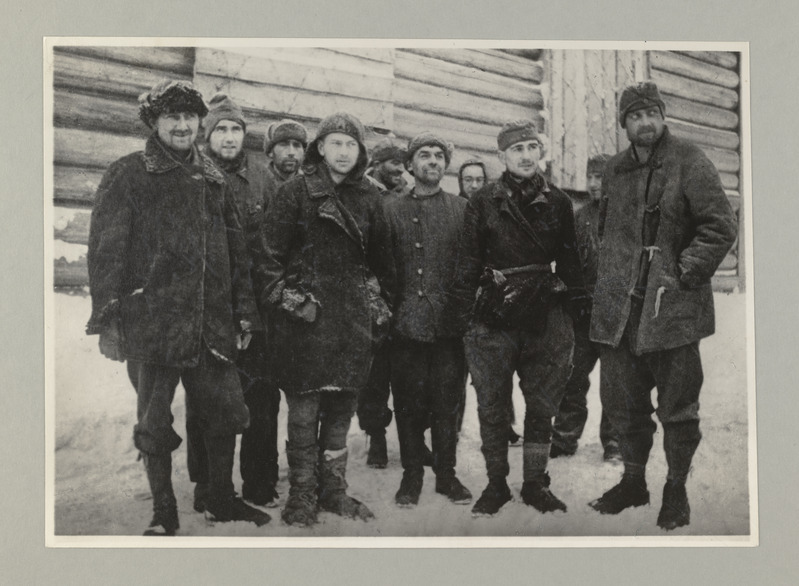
top-left (51, 290), bottom-right (752, 540)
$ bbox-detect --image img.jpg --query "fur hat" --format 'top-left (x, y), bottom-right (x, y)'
top-left (138, 79), bottom-right (208, 129)
top-left (370, 137), bottom-right (406, 165)
top-left (618, 81), bottom-right (666, 128)
top-left (405, 132), bottom-right (453, 168)
top-left (304, 112), bottom-right (369, 180)
top-left (497, 119), bottom-right (540, 151)
top-left (264, 119), bottom-right (309, 154)
top-left (203, 93), bottom-right (246, 141)
top-left (586, 153), bottom-right (612, 175)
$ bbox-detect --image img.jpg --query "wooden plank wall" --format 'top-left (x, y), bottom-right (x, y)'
top-left (52, 46), bottom-right (195, 287)
top-left (650, 51), bottom-right (743, 290)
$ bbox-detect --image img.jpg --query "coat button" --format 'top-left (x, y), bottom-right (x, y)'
top-left (417, 268), bottom-right (423, 275)
top-left (412, 217), bottom-right (419, 223)
top-left (417, 289), bottom-right (424, 297)
top-left (415, 242), bottom-right (422, 249)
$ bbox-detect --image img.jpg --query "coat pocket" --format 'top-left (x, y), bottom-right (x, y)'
top-left (653, 276), bottom-right (700, 319)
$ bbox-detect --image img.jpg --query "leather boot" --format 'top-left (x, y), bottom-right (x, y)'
top-left (366, 431), bottom-right (388, 469)
top-left (204, 434), bottom-right (270, 527)
top-left (657, 480), bottom-right (690, 530)
top-left (282, 440), bottom-right (319, 527)
top-left (142, 452), bottom-right (179, 536)
top-left (318, 449), bottom-right (374, 521)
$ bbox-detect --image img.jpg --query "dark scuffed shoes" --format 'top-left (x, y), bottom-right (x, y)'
top-left (435, 476), bottom-right (472, 505)
top-left (243, 482), bottom-right (280, 508)
top-left (395, 470), bottom-right (424, 508)
top-left (143, 505), bottom-right (179, 537)
top-left (589, 474), bottom-right (650, 514)
top-left (520, 473), bottom-right (567, 513)
top-left (366, 433), bottom-right (388, 469)
top-left (657, 481), bottom-right (691, 530)
top-left (471, 477), bottom-right (512, 517)
top-left (205, 493), bottom-right (271, 527)
top-left (549, 443), bottom-right (575, 459)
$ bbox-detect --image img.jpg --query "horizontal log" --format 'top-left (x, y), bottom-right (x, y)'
top-left (193, 74), bottom-right (393, 131)
top-left (194, 48), bottom-right (394, 103)
top-left (54, 46), bottom-right (194, 76)
top-left (394, 107), bottom-right (500, 154)
top-left (720, 172), bottom-right (739, 191)
top-left (651, 68), bottom-right (738, 110)
top-left (499, 48), bottom-right (543, 61)
top-left (54, 166), bottom-right (105, 205)
top-left (675, 51), bottom-right (738, 70)
top-left (395, 51), bottom-right (544, 109)
top-left (701, 146), bottom-right (740, 174)
top-left (669, 119), bottom-right (740, 150)
top-left (399, 48), bottom-right (544, 84)
top-left (53, 89), bottom-right (148, 137)
top-left (394, 78), bottom-right (539, 128)
top-left (54, 209), bottom-right (91, 245)
top-left (664, 94), bottom-right (739, 130)
top-left (54, 256), bottom-right (88, 288)
top-left (650, 51), bottom-right (740, 89)
top-left (327, 47), bottom-right (394, 64)
top-left (55, 128), bottom-right (145, 170)
top-left (53, 52), bottom-right (191, 100)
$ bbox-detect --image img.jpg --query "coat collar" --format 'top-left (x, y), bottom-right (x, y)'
top-left (304, 166), bottom-right (365, 247)
top-left (143, 134), bottom-right (225, 184)
top-left (490, 172), bottom-right (549, 251)
top-left (614, 126), bottom-right (671, 174)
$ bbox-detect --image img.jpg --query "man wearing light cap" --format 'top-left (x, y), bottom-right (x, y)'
top-left (256, 112), bottom-right (390, 526)
top-left (588, 81), bottom-right (736, 530)
top-left (450, 119), bottom-right (588, 517)
top-left (381, 132), bottom-right (471, 508)
top-left (86, 80), bottom-right (270, 535)
top-left (195, 93), bottom-right (282, 510)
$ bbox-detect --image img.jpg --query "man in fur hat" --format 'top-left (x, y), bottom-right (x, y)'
top-left (550, 153), bottom-right (621, 462)
top-left (588, 81), bottom-right (737, 530)
top-left (381, 132), bottom-right (472, 508)
top-left (450, 119), bottom-right (588, 518)
top-left (86, 80), bottom-right (270, 535)
top-left (264, 118), bottom-right (308, 192)
top-left (193, 93), bottom-right (282, 510)
top-left (256, 112), bottom-right (390, 526)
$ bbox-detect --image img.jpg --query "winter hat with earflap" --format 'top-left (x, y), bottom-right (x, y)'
top-left (264, 119), bottom-right (309, 154)
top-left (203, 93), bottom-right (246, 141)
top-left (405, 132), bottom-right (453, 168)
top-left (497, 119), bottom-right (540, 152)
top-left (304, 112), bottom-right (369, 179)
top-left (138, 79), bottom-right (208, 129)
top-left (586, 153), bottom-right (612, 175)
top-left (618, 81), bottom-right (666, 128)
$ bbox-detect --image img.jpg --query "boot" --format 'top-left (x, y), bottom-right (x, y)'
top-left (657, 480), bottom-right (690, 530)
top-left (282, 440), bottom-right (319, 527)
top-left (395, 468), bottom-right (424, 508)
top-left (318, 450), bottom-right (374, 521)
top-left (242, 482), bottom-right (280, 508)
top-left (471, 477), bottom-right (512, 517)
top-left (603, 443), bottom-right (622, 463)
top-left (549, 443), bottom-right (575, 458)
top-left (142, 452), bottom-right (179, 536)
top-left (366, 431), bottom-right (388, 469)
top-left (435, 476), bottom-right (472, 505)
top-left (589, 474), bottom-right (650, 514)
top-left (193, 482), bottom-right (209, 513)
top-left (204, 434), bottom-right (271, 527)
top-left (520, 473), bottom-right (567, 513)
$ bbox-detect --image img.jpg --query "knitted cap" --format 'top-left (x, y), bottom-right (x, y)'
top-left (618, 81), bottom-right (666, 128)
top-left (405, 131), bottom-right (453, 168)
top-left (497, 119), bottom-right (540, 151)
top-left (586, 153), bottom-right (612, 175)
top-left (203, 93), bottom-right (246, 141)
top-left (264, 119), bottom-right (309, 154)
top-left (138, 79), bottom-right (208, 129)
top-left (370, 137), bottom-right (406, 165)
top-left (314, 112), bottom-right (366, 145)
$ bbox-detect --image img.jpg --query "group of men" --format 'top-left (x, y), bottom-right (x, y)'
top-left (86, 77), bottom-right (737, 536)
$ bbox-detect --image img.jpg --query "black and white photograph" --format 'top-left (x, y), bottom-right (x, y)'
top-left (44, 39), bottom-right (755, 546)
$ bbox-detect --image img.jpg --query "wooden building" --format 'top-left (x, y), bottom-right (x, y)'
top-left (50, 46), bottom-right (744, 291)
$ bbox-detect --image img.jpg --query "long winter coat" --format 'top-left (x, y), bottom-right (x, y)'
top-left (86, 135), bottom-right (259, 367)
top-left (256, 161), bottom-right (388, 394)
top-left (589, 127), bottom-right (737, 353)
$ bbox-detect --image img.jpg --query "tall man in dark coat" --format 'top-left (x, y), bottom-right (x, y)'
top-left (198, 94), bottom-right (281, 509)
top-left (451, 120), bottom-right (588, 517)
top-left (257, 112), bottom-right (389, 526)
top-left (587, 82), bottom-right (737, 530)
top-left (551, 153), bottom-right (621, 461)
top-left (86, 80), bottom-right (270, 535)
top-left (381, 132), bottom-right (472, 508)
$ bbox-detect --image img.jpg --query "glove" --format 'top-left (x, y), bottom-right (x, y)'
top-left (98, 319), bottom-right (125, 362)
